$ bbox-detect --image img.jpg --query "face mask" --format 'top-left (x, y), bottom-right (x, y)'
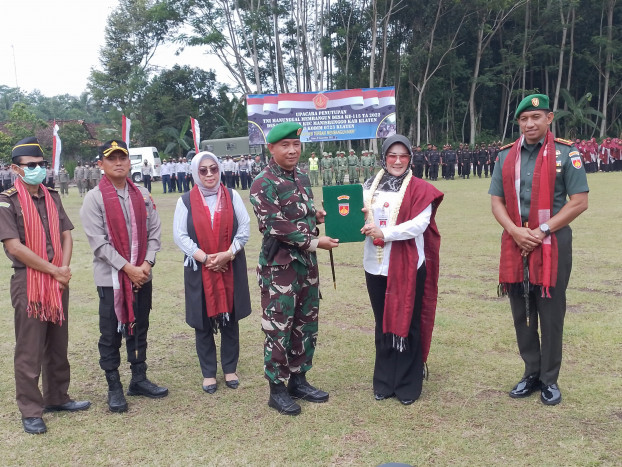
top-left (20, 166), bottom-right (47, 185)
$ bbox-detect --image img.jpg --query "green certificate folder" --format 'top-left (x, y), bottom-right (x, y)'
top-left (322, 184), bottom-right (365, 243)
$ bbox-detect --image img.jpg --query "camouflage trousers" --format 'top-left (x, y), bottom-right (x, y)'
top-left (258, 261), bottom-right (320, 384)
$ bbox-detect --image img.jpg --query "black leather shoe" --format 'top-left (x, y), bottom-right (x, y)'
top-left (44, 400), bottom-right (91, 413)
top-left (540, 383), bottom-right (562, 406)
top-left (374, 393), bottom-right (393, 401)
top-left (23, 417), bottom-right (47, 434)
top-left (202, 384), bottom-right (217, 394)
top-left (128, 378), bottom-right (169, 398)
top-left (108, 388), bottom-right (128, 413)
top-left (399, 398), bottom-right (415, 405)
top-left (268, 382), bottom-right (301, 416)
top-left (509, 374), bottom-right (541, 398)
top-left (288, 373), bottom-right (329, 403)
top-left (225, 379), bottom-right (239, 389)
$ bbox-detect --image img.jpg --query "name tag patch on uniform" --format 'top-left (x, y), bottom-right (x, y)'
top-left (0, 202), bottom-right (9, 208)
top-left (570, 155), bottom-right (583, 169)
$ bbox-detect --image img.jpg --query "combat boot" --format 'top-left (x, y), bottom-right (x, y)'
top-left (105, 370), bottom-right (128, 413)
top-left (288, 372), bottom-right (329, 403)
top-left (127, 362), bottom-right (169, 398)
top-left (268, 382), bottom-right (301, 416)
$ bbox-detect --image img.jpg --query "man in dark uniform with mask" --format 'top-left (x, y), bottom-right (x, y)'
top-left (0, 137), bottom-right (90, 434)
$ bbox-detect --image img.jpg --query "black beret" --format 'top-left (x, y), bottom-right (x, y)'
top-left (12, 137), bottom-right (44, 161)
top-left (98, 140), bottom-right (129, 159)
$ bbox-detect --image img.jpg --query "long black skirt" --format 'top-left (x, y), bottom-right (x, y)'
top-left (365, 264), bottom-right (427, 401)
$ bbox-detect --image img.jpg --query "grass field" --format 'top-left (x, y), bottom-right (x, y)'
top-left (0, 173), bottom-right (620, 466)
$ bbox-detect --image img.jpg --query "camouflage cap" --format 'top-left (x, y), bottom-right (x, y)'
top-left (515, 94), bottom-right (550, 119)
top-left (266, 121), bottom-right (303, 144)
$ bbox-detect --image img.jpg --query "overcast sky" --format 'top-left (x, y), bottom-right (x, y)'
top-left (0, 0), bottom-right (226, 97)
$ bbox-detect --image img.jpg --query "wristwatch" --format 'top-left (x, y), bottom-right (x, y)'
top-left (539, 223), bottom-right (551, 237)
top-left (146, 259), bottom-right (155, 266)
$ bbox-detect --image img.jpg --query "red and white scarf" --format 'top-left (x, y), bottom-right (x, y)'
top-left (499, 130), bottom-right (558, 296)
top-left (15, 178), bottom-right (65, 324)
top-left (189, 183), bottom-right (234, 320)
top-left (99, 176), bottom-right (147, 330)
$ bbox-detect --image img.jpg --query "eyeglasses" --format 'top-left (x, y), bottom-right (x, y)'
top-left (199, 166), bottom-right (219, 176)
top-left (18, 161), bottom-right (48, 169)
top-left (386, 153), bottom-right (410, 162)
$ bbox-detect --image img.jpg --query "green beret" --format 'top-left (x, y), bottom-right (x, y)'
top-left (266, 121), bottom-right (303, 144)
top-left (515, 94), bottom-right (550, 119)
top-left (12, 137), bottom-right (44, 161)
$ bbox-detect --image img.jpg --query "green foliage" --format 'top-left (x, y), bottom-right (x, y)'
top-left (554, 90), bottom-right (604, 139)
top-left (5, 102), bottom-right (47, 142)
top-left (0, 131), bottom-right (13, 163)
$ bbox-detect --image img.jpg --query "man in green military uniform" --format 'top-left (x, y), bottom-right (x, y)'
top-left (308, 151), bottom-right (319, 187)
top-left (336, 151), bottom-right (347, 185)
top-left (347, 149), bottom-right (360, 184)
top-left (488, 94), bottom-right (589, 406)
top-left (320, 152), bottom-right (332, 186)
top-left (250, 122), bottom-right (339, 416)
top-left (360, 150), bottom-right (372, 180)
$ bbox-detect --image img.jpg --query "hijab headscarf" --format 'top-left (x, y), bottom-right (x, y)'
top-left (363, 134), bottom-right (413, 192)
top-left (192, 151), bottom-right (222, 197)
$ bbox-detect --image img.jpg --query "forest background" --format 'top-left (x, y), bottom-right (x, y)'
top-left (0, 0), bottom-right (620, 164)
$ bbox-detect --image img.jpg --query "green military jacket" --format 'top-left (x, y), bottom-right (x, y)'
top-left (488, 137), bottom-right (589, 221)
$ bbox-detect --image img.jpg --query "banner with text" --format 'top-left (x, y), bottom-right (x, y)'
top-left (247, 87), bottom-right (396, 144)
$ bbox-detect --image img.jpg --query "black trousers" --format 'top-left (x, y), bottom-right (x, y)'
top-left (429, 163), bottom-right (439, 180)
top-left (97, 281), bottom-right (152, 371)
top-left (142, 174), bottom-right (152, 193)
top-left (365, 264), bottom-right (427, 401)
top-left (508, 226), bottom-right (572, 385)
top-left (195, 311), bottom-right (240, 378)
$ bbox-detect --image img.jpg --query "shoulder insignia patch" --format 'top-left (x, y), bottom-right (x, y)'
top-left (500, 143), bottom-right (513, 150)
top-left (149, 194), bottom-right (156, 210)
top-left (570, 155), bottom-right (583, 169)
top-left (0, 201), bottom-right (10, 208)
top-left (555, 137), bottom-right (573, 146)
top-left (47, 187), bottom-right (58, 192)
top-left (1, 187), bottom-right (17, 196)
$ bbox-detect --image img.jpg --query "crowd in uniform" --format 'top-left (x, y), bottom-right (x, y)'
top-left (574, 137), bottom-right (622, 173)
top-left (411, 143), bottom-right (501, 181)
top-left (310, 149), bottom-right (377, 186)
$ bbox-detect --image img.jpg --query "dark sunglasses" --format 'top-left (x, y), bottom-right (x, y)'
top-left (198, 166), bottom-right (219, 176)
top-left (19, 161), bottom-right (48, 169)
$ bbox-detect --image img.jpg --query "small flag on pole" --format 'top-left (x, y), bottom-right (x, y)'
top-left (190, 117), bottom-right (200, 153)
top-left (52, 122), bottom-right (61, 175)
top-left (122, 115), bottom-right (131, 147)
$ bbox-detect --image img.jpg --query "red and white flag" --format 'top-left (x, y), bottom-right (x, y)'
top-left (122, 115), bottom-right (131, 147)
top-left (52, 122), bottom-right (61, 175)
top-left (190, 117), bottom-right (200, 153)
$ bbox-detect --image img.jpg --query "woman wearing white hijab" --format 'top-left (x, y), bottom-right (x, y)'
top-left (173, 152), bottom-right (252, 393)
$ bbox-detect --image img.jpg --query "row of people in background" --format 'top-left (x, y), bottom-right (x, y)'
top-left (574, 137), bottom-right (622, 173)
top-left (74, 162), bottom-right (102, 197)
top-left (314, 149), bottom-right (377, 186)
top-left (160, 157), bottom-right (193, 193)
top-left (411, 143), bottom-right (501, 181)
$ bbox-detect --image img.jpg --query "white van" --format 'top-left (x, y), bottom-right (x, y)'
top-left (128, 147), bottom-right (162, 183)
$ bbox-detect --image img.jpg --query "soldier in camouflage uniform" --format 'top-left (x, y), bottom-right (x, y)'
top-left (347, 149), bottom-right (360, 184)
top-left (250, 121), bottom-right (339, 416)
